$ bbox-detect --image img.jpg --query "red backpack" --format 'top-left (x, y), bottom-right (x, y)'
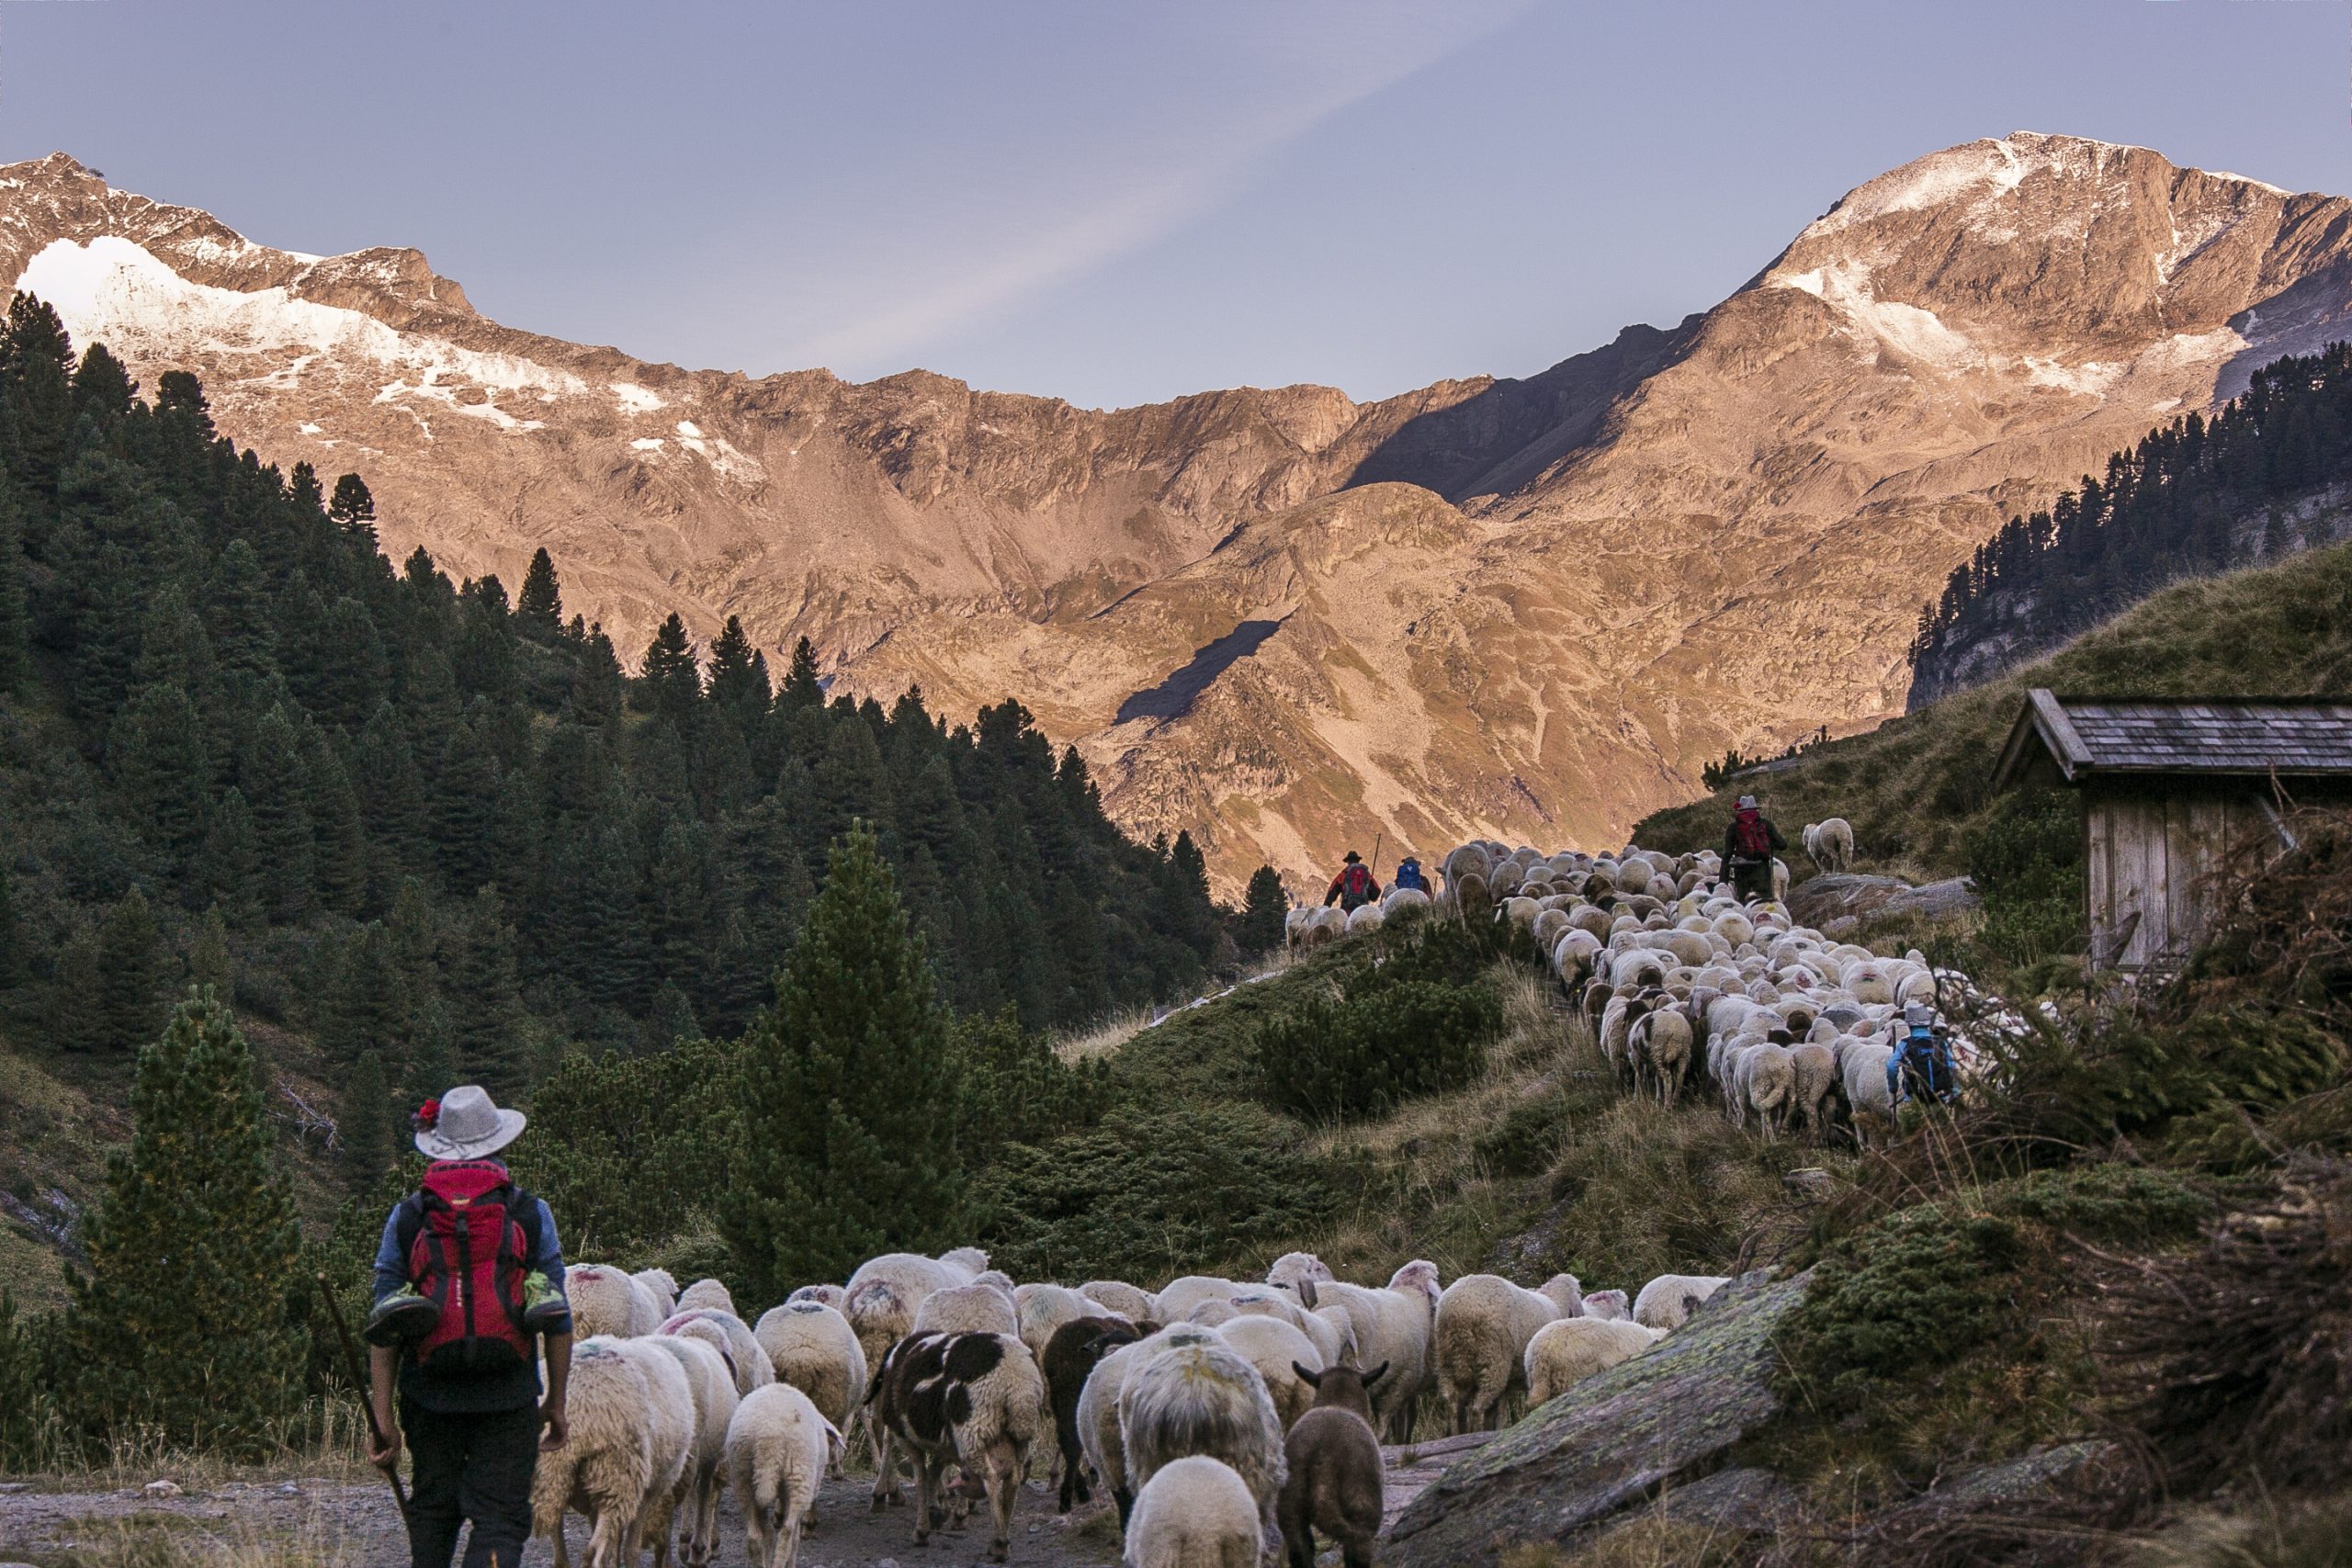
top-left (1733, 809), bottom-right (1772, 858)
top-left (397, 1161), bottom-right (537, 1372)
top-left (1341, 864), bottom-right (1374, 900)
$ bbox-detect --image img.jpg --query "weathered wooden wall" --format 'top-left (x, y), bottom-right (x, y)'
top-left (2083, 783), bottom-right (2257, 969)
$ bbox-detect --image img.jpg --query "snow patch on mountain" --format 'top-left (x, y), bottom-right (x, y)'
top-left (1771, 259), bottom-right (1979, 368)
top-left (14, 236), bottom-right (585, 406)
top-left (611, 381), bottom-right (663, 414)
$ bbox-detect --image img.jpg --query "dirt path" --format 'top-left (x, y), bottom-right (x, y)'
top-left (0, 1472), bottom-right (1122, 1568)
top-left (0, 1435), bottom-right (1487, 1566)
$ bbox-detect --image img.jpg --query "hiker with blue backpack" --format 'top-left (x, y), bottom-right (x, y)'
top-left (1392, 855), bottom-right (1430, 895)
top-left (364, 1086), bottom-right (573, 1568)
top-left (1887, 1003), bottom-right (1959, 1107)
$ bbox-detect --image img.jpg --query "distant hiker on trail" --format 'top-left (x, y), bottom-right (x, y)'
top-left (1393, 855), bottom-right (1429, 895)
top-left (1324, 850), bottom-right (1382, 911)
top-left (1888, 1003), bottom-right (1959, 1107)
top-left (365, 1086), bottom-right (572, 1568)
top-left (1724, 795), bottom-right (1786, 905)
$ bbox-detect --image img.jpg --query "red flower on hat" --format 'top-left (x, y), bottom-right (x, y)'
top-left (413, 1098), bottom-right (441, 1133)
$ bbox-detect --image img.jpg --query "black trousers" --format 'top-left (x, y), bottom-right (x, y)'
top-left (401, 1397), bottom-right (541, 1568)
top-left (1731, 861), bottom-right (1773, 904)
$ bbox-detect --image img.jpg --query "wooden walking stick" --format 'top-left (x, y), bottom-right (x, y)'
top-left (1368, 831), bottom-right (1385, 881)
top-left (316, 1271), bottom-right (411, 1519)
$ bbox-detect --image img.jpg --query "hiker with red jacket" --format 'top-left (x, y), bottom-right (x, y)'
top-left (1323, 849), bottom-right (1382, 912)
top-left (1723, 795), bottom-right (1787, 905)
top-left (364, 1086), bottom-right (572, 1568)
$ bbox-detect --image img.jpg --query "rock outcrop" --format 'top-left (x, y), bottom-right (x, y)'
top-left (10, 134), bottom-right (2351, 887)
top-left (1789, 873), bottom-right (1983, 933)
top-left (1384, 1270), bottom-right (1809, 1566)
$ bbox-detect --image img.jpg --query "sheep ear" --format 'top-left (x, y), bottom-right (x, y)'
top-left (1364, 1361), bottom-right (1389, 1388)
top-left (1297, 1280), bottom-right (1319, 1310)
top-left (1293, 1362), bottom-right (1322, 1388)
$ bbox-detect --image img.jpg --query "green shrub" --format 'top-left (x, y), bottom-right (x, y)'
top-left (1989, 1163), bottom-right (2212, 1247)
top-left (1966, 788), bottom-right (2084, 967)
top-left (971, 1102), bottom-right (1340, 1284)
top-left (1254, 978), bottom-right (1499, 1122)
top-left (1781, 1202), bottom-right (2030, 1408)
top-left (1475, 1090), bottom-right (1568, 1178)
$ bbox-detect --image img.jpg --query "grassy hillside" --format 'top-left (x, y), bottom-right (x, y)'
top-left (1637, 538), bottom-right (2352, 878)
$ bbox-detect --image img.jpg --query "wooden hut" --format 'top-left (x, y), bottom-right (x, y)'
top-left (1992, 691), bottom-right (2352, 971)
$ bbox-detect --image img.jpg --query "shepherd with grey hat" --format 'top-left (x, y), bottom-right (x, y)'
top-left (364, 1085), bottom-right (572, 1568)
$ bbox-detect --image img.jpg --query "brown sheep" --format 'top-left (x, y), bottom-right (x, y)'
top-left (1277, 1362), bottom-right (1386, 1568)
top-left (1041, 1315), bottom-right (1148, 1514)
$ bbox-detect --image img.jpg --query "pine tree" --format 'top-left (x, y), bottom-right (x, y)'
top-left (246, 708), bottom-right (316, 922)
top-left (0, 490), bottom-right (26, 694)
top-left (705, 615), bottom-right (768, 721)
top-left (449, 886), bottom-right (527, 1089)
top-left (48, 927), bottom-right (104, 1052)
top-left (1239, 865), bottom-right (1288, 956)
top-left (196, 788), bottom-right (265, 931)
top-left (0, 860), bottom-right (21, 987)
top-left (638, 614), bottom-right (701, 721)
top-left (109, 683), bottom-right (209, 879)
top-left (341, 1049), bottom-right (396, 1196)
top-left (60, 989), bottom-right (307, 1455)
top-left (96, 888), bottom-right (165, 1054)
top-left (778, 637), bottom-right (824, 711)
top-left (721, 823), bottom-right (963, 1296)
top-left (187, 907), bottom-right (234, 998)
top-left (516, 547), bottom-right (563, 636)
top-left (570, 626), bottom-right (627, 728)
top-left (328, 473), bottom-right (378, 551)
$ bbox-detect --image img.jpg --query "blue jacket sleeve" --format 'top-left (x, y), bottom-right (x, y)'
top-left (529, 1199), bottom-right (566, 1288)
top-left (371, 1207), bottom-right (408, 1304)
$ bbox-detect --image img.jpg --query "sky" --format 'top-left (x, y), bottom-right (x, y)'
top-left (1, 0), bottom-right (2347, 410)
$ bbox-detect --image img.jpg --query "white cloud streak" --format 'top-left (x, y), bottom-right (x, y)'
top-left (791, 0), bottom-right (1537, 385)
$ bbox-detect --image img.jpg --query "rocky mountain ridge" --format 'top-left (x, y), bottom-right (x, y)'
top-left (9, 133), bottom-right (2349, 888)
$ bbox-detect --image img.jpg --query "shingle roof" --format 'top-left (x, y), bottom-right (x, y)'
top-left (1995, 690), bottom-right (2352, 788)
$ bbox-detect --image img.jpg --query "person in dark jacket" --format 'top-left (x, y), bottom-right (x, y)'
top-left (1392, 856), bottom-right (1429, 895)
top-left (365, 1085), bottom-right (571, 1568)
top-left (1723, 795), bottom-right (1787, 905)
top-left (1324, 850), bottom-right (1382, 911)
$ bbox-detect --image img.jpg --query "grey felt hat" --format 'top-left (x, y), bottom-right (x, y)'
top-left (413, 1084), bottom-right (526, 1160)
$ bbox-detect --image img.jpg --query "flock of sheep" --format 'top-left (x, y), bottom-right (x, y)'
top-left (543, 1247), bottom-right (1738, 1568)
top-left (1291, 833), bottom-right (2005, 1147)
top-left (533, 822), bottom-right (2010, 1567)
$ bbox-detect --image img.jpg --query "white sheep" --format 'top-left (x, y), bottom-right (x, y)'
top-left (634, 1268), bottom-right (681, 1321)
top-left (752, 1301), bottom-right (866, 1429)
top-left (675, 1279), bottom-right (735, 1315)
top-left (784, 1283), bottom-right (845, 1312)
top-left (912, 1280), bottom-right (1021, 1337)
top-left (1630, 1003), bottom-right (1694, 1104)
top-left (568, 1264), bottom-right (663, 1338)
top-left (1522, 1317), bottom-right (1665, 1405)
top-left (1579, 1289), bottom-right (1631, 1321)
top-left (724, 1381), bottom-right (842, 1568)
top-left (1154, 1275), bottom-right (1247, 1322)
top-left (1803, 818), bottom-right (1855, 872)
top-left (1216, 1313), bottom-right (1323, 1433)
top-left (658, 1309), bottom-right (773, 1397)
top-left (1789, 1041), bottom-right (1838, 1139)
top-left (937, 1247), bottom-right (992, 1278)
top-left (1631, 1273), bottom-right (1731, 1331)
top-left (1124, 1455), bottom-right (1262, 1568)
top-left (534, 1335), bottom-right (694, 1568)
top-left (1310, 1261), bottom-right (1440, 1442)
top-left (1081, 1280), bottom-right (1157, 1321)
top-left (1431, 1272), bottom-right (1583, 1434)
top-left (1227, 1289), bottom-right (1352, 1369)
top-left (1345, 903), bottom-right (1385, 937)
top-left (1264, 1253), bottom-right (1334, 1294)
top-left (1842, 1038), bottom-right (1896, 1146)
top-left (644, 1332), bottom-right (740, 1568)
top-left (1014, 1281), bottom-right (1101, 1367)
top-left (1120, 1326), bottom-right (1288, 1556)
top-left (843, 1253), bottom-right (965, 1390)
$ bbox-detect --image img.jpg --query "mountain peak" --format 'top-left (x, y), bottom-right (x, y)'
top-left (0, 137), bottom-right (2344, 889)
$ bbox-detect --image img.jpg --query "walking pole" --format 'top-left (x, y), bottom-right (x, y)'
top-left (1368, 831), bottom-right (1385, 881)
top-left (316, 1272), bottom-right (411, 1519)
